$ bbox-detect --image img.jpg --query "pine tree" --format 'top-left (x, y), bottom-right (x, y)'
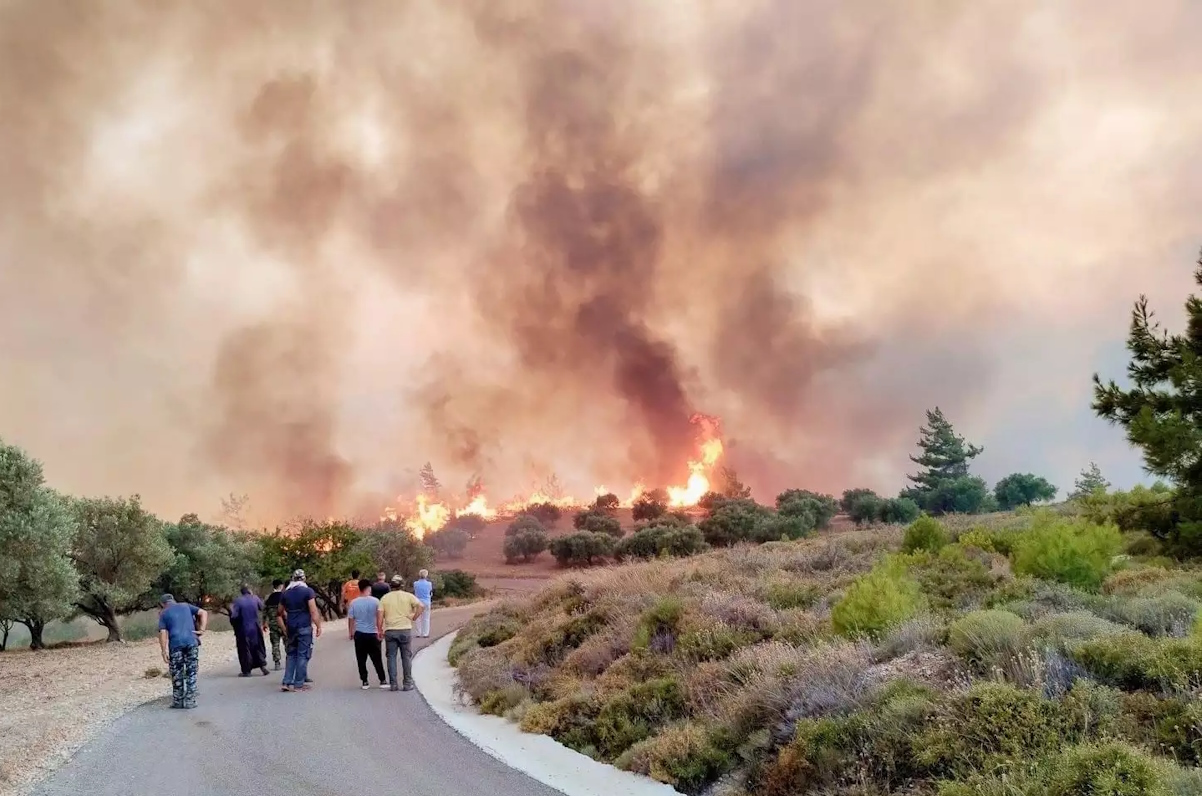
top-left (1093, 252), bottom-right (1202, 554)
top-left (906, 408), bottom-right (983, 491)
top-left (1069, 462), bottom-right (1110, 500)
top-left (419, 463), bottom-right (441, 499)
top-left (464, 473), bottom-right (484, 501)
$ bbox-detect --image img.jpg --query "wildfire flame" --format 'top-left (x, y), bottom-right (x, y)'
top-left (385, 413), bottom-right (725, 539)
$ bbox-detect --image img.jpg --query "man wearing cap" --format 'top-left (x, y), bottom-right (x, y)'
top-left (157, 593), bottom-right (208, 709)
top-left (276, 569), bottom-right (323, 692)
top-left (377, 575), bottom-right (425, 691)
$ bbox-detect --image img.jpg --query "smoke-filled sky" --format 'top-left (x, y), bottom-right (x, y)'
top-left (1, 0), bottom-right (1200, 524)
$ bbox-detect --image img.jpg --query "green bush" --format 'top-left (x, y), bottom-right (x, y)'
top-left (426, 527), bottom-right (470, 559)
top-left (1042, 741), bottom-right (1173, 796)
top-left (593, 677), bottom-right (687, 758)
top-left (505, 513), bottom-right (546, 537)
top-left (775, 489), bottom-right (839, 530)
top-left (880, 497), bottom-right (922, 525)
top-left (503, 528), bottom-right (549, 563)
top-left (572, 510), bottom-right (623, 537)
top-left (1011, 514), bottom-right (1123, 591)
top-left (1027, 611), bottom-right (1128, 652)
top-left (615, 524), bottom-right (707, 561)
top-left (832, 558), bottom-right (923, 639)
top-left (618, 722), bottom-right (734, 795)
top-left (750, 512), bottom-right (815, 543)
top-left (435, 569), bottom-right (477, 599)
top-left (524, 502), bottom-right (563, 526)
top-left (549, 532), bottom-right (615, 567)
top-left (902, 515), bottom-right (950, 554)
top-left (1099, 592), bottom-right (1200, 637)
top-left (947, 610), bottom-right (1027, 672)
top-left (697, 500), bottom-right (770, 547)
top-left (1119, 692), bottom-right (1202, 766)
top-left (633, 597), bottom-right (686, 652)
top-left (1072, 633), bottom-right (1202, 691)
top-left (905, 546), bottom-right (996, 611)
top-left (915, 682), bottom-right (1068, 778)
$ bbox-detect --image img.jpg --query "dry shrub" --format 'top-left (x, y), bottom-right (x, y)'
top-left (618, 721), bottom-right (732, 794)
top-left (875, 615), bottom-right (947, 662)
top-left (1102, 567), bottom-right (1184, 596)
top-left (772, 608), bottom-right (827, 646)
top-left (455, 647), bottom-right (518, 703)
top-left (563, 616), bottom-right (635, 677)
top-left (699, 591), bottom-right (778, 634)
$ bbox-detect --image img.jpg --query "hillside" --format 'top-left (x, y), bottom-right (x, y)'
top-left (448, 514), bottom-right (1202, 796)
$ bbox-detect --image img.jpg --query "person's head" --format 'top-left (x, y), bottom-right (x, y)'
top-left (239, 585), bottom-right (251, 596)
top-left (351, 569), bottom-right (360, 580)
top-left (358, 578), bottom-right (372, 594)
top-left (390, 575), bottom-right (405, 590)
top-left (272, 579), bottom-right (284, 591)
top-left (376, 571), bottom-right (386, 582)
top-left (292, 568), bottom-right (306, 583)
top-left (159, 593), bottom-right (175, 609)
top-left (419, 569), bottom-right (429, 579)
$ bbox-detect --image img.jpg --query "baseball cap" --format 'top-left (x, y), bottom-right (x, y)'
top-left (160, 593), bottom-right (175, 604)
top-left (390, 575), bottom-right (405, 586)
top-left (292, 568), bottom-right (306, 581)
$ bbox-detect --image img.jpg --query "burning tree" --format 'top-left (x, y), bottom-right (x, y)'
top-left (419, 462), bottom-right (442, 500)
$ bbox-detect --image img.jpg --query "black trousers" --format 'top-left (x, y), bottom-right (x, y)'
top-left (354, 631), bottom-right (386, 684)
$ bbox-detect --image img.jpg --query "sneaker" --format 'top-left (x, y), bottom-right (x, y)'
top-left (402, 684), bottom-right (416, 692)
top-left (378, 683), bottom-right (388, 689)
top-left (390, 685), bottom-right (399, 692)
top-left (238, 672), bottom-right (251, 678)
top-left (304, 677), bottom-right (314, 684)
top-left (361, 682), bottom-right (370, 690)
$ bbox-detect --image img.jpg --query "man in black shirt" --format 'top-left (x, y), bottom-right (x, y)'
top-left (370, 571), bottom-right (391, 599)
top-left (261, 579), bottom-right (285, 671)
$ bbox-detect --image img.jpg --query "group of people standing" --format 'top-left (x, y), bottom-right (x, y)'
top-left (342, 569), bottom-right (432, 691)
top-left (155, 567), bottom-right (435, 709)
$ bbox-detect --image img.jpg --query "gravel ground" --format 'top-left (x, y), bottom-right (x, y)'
top-left (0, 630), bottom-right (239, 796)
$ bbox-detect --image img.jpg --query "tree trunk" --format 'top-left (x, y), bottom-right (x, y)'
top-left (77, 600), bottom-right (122, 642)
top-left (0, 619), bottom-right (10, 651)
top-left (19, 619), bottom-right (46, 650)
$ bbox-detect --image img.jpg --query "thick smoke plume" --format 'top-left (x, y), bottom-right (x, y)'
top-left (1, 1), bottom-right (1201, 522)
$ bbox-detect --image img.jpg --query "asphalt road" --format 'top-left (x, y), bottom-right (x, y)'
top-left (33, 605), bottom-right (562, 796)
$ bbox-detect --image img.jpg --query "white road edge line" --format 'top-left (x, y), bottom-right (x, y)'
top-left (413, 631), bottom-right (680, 796)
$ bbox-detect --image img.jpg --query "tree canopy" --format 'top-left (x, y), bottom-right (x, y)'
top-left (994, 473), bottom-right (1058, 510)
top-left (902, 408), bottom-right (990, 515)
top-left (1069, 462), bottom-right (1110, 500)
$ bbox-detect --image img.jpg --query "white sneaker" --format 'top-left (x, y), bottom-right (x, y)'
top-left (361, 683), bottom-right (370, 690)
top-left (378, 683), bottom-right (388, 689)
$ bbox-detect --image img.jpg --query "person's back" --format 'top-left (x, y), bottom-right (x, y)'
top-left (280, 582), bottom-right (317, 631)
top-left (348, 593), bottom-right (380, 635)
top-left (370, 576), bottom-right (390, 600)
top-left (159, 601), bottom-right (200, 651)
top-left (413, 577), bottom-right (433, 604)
top-left (412, 572), bottom-right (433, 638)
top-left (341, 571), bottom-right (361, 613)
top-left (378, 577), bottom-right (424, 691)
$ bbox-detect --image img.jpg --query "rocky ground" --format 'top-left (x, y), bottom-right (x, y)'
top-left (0, 630), bottom-right (240, 796)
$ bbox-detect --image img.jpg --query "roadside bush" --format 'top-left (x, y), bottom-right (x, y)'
top-left (573, 510), bottom-right (623, 538)
top-left (436, 569), bottom-right (477, 599)
top-left (1011, 514), bottom-right (1123, 591)
top-left (592, 676), bottom-right (687, 758)
top-left (832, 558), bottom-right (923, 639)
top-left (505, 513), bottom-right (545, 537)
top-left (618, 722), bottom-right (733, 794)
top-left (902, 515), bottom-right (950, 554)
top-left (503, 529), bottom-right (549, 564)
top-left (550, 532), bottom-right (615, 567)
top-left (948, 610), bottom-right (1027, 672)
top-left (426, 527), bottom-right (469, 559)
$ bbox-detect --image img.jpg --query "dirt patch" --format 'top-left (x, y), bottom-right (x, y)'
top-left (0, 631), bottom-right (238, 796)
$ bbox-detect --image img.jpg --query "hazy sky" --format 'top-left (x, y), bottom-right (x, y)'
top-left (1, 1), bottom-right (1199, 523)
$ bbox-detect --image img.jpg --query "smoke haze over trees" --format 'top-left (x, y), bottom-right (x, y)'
top-left (2, 1), bottom-right (1201, 522)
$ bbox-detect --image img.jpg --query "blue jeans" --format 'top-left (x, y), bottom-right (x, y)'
top-left (283, 628), bottom-right (313, 687)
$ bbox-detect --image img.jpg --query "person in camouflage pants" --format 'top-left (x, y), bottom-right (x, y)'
top-left (169, 646), bottom-right (200, 708)
top-left (263, 579), bottom-right (284, 670)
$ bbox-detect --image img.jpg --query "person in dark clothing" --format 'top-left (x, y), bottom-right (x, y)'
top-left (347, 578), bottom-right (387, 688)
top-left (277, 569), bottom-right (323, 692)
top-left (262, 580), bottom-right (284, 670)
top-left (230, 585), bottom-right (270, 677)
top-left (369, 570), bottom-right (391, 599)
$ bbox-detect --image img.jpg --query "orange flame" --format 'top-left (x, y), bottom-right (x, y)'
top-left (386, 413), bottom-right (725, 536)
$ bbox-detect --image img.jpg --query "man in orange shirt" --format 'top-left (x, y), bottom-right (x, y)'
top-left (342, 569), bottom-right (361, 639)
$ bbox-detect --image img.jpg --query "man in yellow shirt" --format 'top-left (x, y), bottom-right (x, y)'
top-left (376, 575), bottom-right (426, 691)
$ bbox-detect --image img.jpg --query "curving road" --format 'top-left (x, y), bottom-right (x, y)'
top-left (33, 605), bottom-right (561, 796)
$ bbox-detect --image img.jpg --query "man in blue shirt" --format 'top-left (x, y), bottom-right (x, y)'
top-left (347, 578), bottom-right (386, 689)
top-left (157, 593), bottom-right (208, 709)
top-left (412, 569), bottom-right (434, 638)
top-left (276, 569), bottom-right (323, 692)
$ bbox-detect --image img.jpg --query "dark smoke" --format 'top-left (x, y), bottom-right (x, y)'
top-left (1, 1), bottom-right (1201, 521)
